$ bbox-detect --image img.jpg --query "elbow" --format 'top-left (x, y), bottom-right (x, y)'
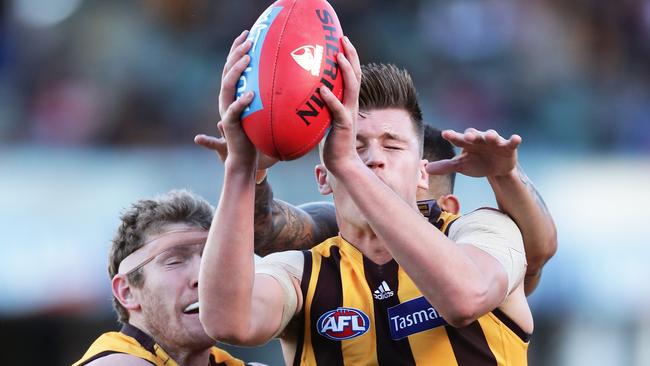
top-left (200, 312), bottom-right (248, 345)
top-left (541, 223), bottom-right (558, 261)
top-left (440, 285), bottom-right (492, 328)
top-left (445, 313), bottom-right (478, 328)
top-left (528, 231), bottom-right (558, 273)
top-left (444, 304), bottom-right (484, 328)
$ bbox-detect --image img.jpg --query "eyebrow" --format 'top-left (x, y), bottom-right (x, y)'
top-left (357, 132), bottom-right (408, 143)
top-left (155, 243), bottom-right (202, 261)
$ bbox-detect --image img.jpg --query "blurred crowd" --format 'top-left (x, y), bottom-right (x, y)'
top-left (0, 0), bottom-right (648, 151)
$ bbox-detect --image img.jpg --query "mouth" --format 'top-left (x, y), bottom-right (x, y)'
top-left (183, 301), bottom-right (199, 315)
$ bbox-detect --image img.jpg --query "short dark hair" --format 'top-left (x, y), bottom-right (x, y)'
top-left (108, 189), bottom-right (214, 324)
top-left (423, 125), bottom-right (456, 194)
top-left (359, 63), bottom-right (424, 152)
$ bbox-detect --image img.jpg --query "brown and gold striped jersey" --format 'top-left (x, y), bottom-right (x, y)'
top-left (72, 323), bottom-right (245, 366)
top-left (291, 211), bottom-right (530, 366)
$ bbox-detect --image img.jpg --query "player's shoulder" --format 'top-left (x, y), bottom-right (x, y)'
top-left (298, 201), bottom-right (335, 213)
top-left (258, 249), bottom-right (305, 265)
top-left (83, 353), bottom-right (153, 366)
top-left (455, 207), bottom-right (516, 227)
top-left (298, 201), bottom-right (337, 228)
top-left (257, 250), bottom-right (305, 278)
top-left (449, 207), bottom-right (522, 241)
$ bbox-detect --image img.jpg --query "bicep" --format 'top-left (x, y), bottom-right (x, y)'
top-left (458, 243), bottom-right (509, 305)
top-left (247, 274), bottom-right (301, 345)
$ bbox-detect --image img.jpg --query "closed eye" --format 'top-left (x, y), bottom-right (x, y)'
top-left (164, 258), bottom-right (183, 266)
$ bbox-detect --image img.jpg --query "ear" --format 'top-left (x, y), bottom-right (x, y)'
top-left (437, 194), bottom-right (460, 215)
top-left (112, 274), bottom-right (141, 311)
top-left (417, 159), bottom-right (429, 191)
top-left (315, 164), bottom-right (333, 195)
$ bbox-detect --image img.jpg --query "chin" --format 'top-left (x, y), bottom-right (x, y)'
top-left (183, 317), bottom-right (215, 344)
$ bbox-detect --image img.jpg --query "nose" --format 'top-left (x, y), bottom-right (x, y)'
top-left (189, 255), bottom-right (200, 289)
top-left (362, 144), bottom-right (385, 170)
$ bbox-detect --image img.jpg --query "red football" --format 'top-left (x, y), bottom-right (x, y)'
top-left (236, 0), bottom-right (344, 160)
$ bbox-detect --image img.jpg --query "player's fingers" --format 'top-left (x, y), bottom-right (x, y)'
top-left (484, 129), bottom-right (504, 146)
top-left (194, 134), bottom-right (221, 149)
top-left (463, 128), bottom-right (484, 144)
top-left (320, 87), bottom-right (351, 131)
top-left (228, 30), bottom-right (249, 55)
top-left (505, 134), bottom-right (522, 150)
top-left (223, 91), bottom-right (254, 126)
top-left (425, 159), bottom-right (458, 175)
top-left (223, 39), bottom-right (252, 80)
top-left (223, 30), bottom-right (249, 77)
top-left (342, 36), bottom-right (361, 83)
top-left (217, 121), bottom-right (225, 138)
top-left (441, 129), bottom-right (471, 149)
top-left (220, 55), bottom-right (251, 116)
top-left (337, 52), bottom-right (359, 110)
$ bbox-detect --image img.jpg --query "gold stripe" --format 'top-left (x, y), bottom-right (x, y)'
top-left (72, 332), bottom-right (161, 365)
top-left (478, 313), bottom-right (529, 366)
top-left (153, 344), bottom-right (178, 366)
top-left (396, 267), bottom-right (458, 366)
top-left (438, 211), bottom-right (459, 234)
top-left (72, 331), bottom-right (243, 366)
top-left (301, 245), bottom-right (323, 365)
top-left (338, 238), bottom-right (378, 365)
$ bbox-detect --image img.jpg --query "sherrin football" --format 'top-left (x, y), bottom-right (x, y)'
top-left (236, 0), bottom-right (344, 160)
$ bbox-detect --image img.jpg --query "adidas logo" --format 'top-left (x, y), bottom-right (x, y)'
top-left (373, 281), bottom-right (394, 300)
top-left (290, 45), bottom-right (324, 76)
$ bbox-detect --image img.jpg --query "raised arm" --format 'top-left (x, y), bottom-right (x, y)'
top-left (488, 163), bottom-right (556, 295)
top-left (426, 128), bottom-right (557, 295)
top-left (318, 42), bottom-right (516, 328)
top-left (198, 31), bottom-right (294, 346)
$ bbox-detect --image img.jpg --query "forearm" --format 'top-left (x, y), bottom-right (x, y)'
top-left (253, 177), bottom-right (283, 256)
top-left (488, 164), bottom-right (557, 295)
top-left (199, 162), bottom-right (256, 340)
top-left (335, 163), bottom-right (505, 325)
top-left (254, 179), bottom-right (337, 256)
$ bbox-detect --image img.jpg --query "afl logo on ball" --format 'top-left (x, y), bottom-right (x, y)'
top-left (317, 307), bottom-right (370, 341)
top-left (291, 45), bottom-right (324, 76)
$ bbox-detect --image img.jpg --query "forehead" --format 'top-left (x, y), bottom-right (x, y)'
top-left (356, 108), bottom-right (417, 142)
top-left (118, 224), bottom-right (208, 275)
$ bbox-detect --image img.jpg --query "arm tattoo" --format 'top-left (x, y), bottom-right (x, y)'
top-left (516, 163), bottom-right (551, 216)
top-left (253, 178), bottom-right (338, 256)
top-left (300, 202), bottom-right (338, 244)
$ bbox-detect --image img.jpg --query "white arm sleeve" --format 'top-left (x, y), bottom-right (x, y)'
top-left (448, 208), bottom-right (527, 294)
top-left (255, 250), bottom-right (304, 337)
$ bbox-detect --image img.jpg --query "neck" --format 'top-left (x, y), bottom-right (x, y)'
top-left (126, 319), bottom-right (212, 366)
top-left (337, 220), bottom-right (393, 265)
top-left (163, 347), bottom-right (212, 366)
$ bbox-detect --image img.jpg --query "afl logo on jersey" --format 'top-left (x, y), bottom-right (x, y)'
top-left (317, 307), bottom-right (370, 341)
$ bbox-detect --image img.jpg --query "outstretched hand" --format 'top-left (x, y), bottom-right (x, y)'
top-left (196, 30), bottom-right (258, 167)
top-left (425, 128), bottom-right (521, 178)
top-left (194, 132), bottom-right (279, 170)
top-left (318, 36), bottom-right (363, 174)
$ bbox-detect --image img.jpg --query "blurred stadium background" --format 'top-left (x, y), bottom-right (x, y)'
top-left (0, 0), bottom-right (649, 365)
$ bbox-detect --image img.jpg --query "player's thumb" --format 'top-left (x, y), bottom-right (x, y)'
top-left (425, 159), bottom-right (456, 175)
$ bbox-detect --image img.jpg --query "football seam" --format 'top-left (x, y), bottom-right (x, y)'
top-left (270, 0), bottom-right (299, 160)
top-left (285, 37), bottom-right (343, 159)
top-left (284, 118), bottom-right (330, 160)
